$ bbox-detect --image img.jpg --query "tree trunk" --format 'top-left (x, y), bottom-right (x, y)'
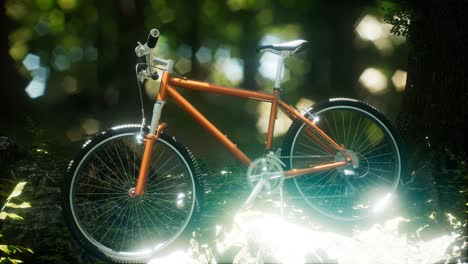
top-left (397, 0), bottom-right (468, 214)
top-left (328, 1), bottom-right (362, 98)
top-left (0, 4), bottom-right (30, 140)
top-left (240, 10), bottom-right (259, 90)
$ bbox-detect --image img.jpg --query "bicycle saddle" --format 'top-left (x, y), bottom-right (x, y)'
top-left (256, 39), bottom-right (308, 56)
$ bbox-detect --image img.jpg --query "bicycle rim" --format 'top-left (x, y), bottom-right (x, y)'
top-left (69, 132), bottom-right (197, 261)
top-left (289, 103), bottom-right (402, 220)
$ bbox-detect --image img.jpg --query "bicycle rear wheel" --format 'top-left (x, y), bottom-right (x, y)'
top-left (282, 99), bottom-right (404, 221)
top-left (63, 125), bottom-right (203, 263)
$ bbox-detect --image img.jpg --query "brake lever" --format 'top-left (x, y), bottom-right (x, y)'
top-left (135, 41), bottom-right (150, 57)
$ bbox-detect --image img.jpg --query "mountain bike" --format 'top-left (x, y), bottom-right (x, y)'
top-left (63, 29), bottom-right (405, 263)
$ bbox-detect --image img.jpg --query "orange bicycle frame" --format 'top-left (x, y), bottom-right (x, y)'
top-left (133, 72), bottom-right (349, 196)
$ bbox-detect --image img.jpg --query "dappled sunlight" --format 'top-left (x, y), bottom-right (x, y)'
top-left (147, 207), bottom-right (464, 264)
top-left (147, 169), bottom-right (465, 263)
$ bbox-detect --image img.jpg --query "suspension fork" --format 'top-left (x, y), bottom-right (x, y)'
top-left (129, 100), bottom-right (166, 198)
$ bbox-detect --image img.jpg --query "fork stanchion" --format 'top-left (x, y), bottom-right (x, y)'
top-left (132, 123), bottom-right (167, 197)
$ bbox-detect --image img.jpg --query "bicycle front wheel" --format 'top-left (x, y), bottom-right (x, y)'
top-left (282, 99), bottom-right (404, 221)
top-left (64, 125), bottom-right (203, 263)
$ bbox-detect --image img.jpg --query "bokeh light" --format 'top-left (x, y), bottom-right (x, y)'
top-left (175, 58), bottom-right (192, 74)
top-left (295, 98), bottom-right (315, 113)
top-left (355, 14), bottom-right (405, 56)
top-left (81, 118), bottom-right (100, 135)
top-left (195, 46), bottom-right (212, 64)
top-left (25, 79), bottom-right (46, 99)
top-left (22, 53), bottom-right (40, 71)
top-left (258, 52), bottom-right (283, 81)
top-left (256, 102), bottom-right (291, 137)
top-left (23, 53), bottom-right (49, 99)
top-left (219, 57), bottom-right (244, 84)
top-left (391, 70), bottom-right (407, 92)
top-left (211, 47), bottom-right (244, 85)
top-left (355, 15), bottom-right (386, 41)
top-left (359, 67), bottom-right (387, 94)
top-left (63, 75), bottom-right (78, 94)
top-left (258, 34), bottom-right (284, 82)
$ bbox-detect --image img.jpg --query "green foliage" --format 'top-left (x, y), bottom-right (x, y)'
top-left (383, 7), bottom-right (412, 37)
top-left (380, 0), bottom-right (420, 39)
top-left (0, 182), bottom-right (33, 264)
top-left (25, 117), bottom-right (50, 152)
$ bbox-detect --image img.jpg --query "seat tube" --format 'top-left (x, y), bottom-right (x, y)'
top-left (265, 89), bottom-right (280, 150)
top-left (274, 56), bottom-right (284, 89)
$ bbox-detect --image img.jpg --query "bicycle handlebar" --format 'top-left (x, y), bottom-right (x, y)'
top-left (147, 29), bottom-right (160, 49)
top-left (134, 29), bottom-right (174, 82)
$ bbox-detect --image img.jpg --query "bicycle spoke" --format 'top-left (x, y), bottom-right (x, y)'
top-left (88, 156), bottom-right (128, 190)
top-left (113, 142), bottom-right (133, 184)
top-left (360, 143), bottom-right (390, 156)
top-left (67, 131), bottom-right (200, 260)
top-left (76, 195), bottom-right (127, 208)
top-left (298, 141), bottom-right (330, 156)
top-left (81, 169), bottom-right (128, 192)
top-left (287, 102), bottom-right (402, 220)
top-left (350, 115), bottom-right (362, 150)
top-left (99, 198), bottom-right (132, 243)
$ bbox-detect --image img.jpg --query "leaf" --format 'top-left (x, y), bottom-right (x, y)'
top-left (0, 212), bottom-right (7, 220)
top-left (7, 182), bottom-right (27, 200)
top-left (3, 213), bottom-right (23, 221)
top-left (0, 245), bottom-right (10, 254)
top-left (8, 258), bottom-right (23, 264)
top-left (5, 202), bottom-right (31, 209)
top-left (8, 246), bottom-right (31, 254)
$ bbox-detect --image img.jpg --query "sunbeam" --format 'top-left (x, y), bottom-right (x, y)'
top-left (147, 208), bottom-right (464, 264)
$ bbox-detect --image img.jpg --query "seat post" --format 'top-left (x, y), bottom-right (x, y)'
top-left (274, 55), bottom-right (285, 89)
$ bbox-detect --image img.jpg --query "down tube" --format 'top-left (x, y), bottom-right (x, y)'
top-left (166, 86), bottom-right (252, 167)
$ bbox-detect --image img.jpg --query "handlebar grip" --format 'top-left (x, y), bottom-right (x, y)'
top-left (146, 29), bottom-right (160, 49)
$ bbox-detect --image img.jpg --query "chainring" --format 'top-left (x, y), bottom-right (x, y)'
top-left (246, 154), bottom-right (284, 193)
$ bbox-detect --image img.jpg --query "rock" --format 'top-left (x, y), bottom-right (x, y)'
top-left (0, 136), bottom-right (26, 166)
top-left (0, 138), bottom-right (93, 263)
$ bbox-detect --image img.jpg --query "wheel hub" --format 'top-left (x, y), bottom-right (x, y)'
top-left (335, 149), bottom-right (359, 176)
top-left (128, 187), bottom-right (137, 198)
